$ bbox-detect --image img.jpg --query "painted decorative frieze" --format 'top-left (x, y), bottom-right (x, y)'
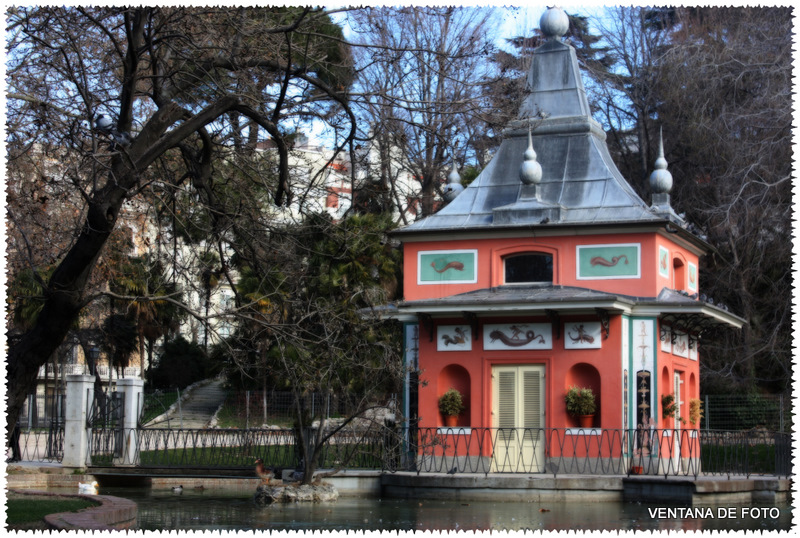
top-left (688, 262), bottom-right (698, 292)
top-left (564, 322), bottom-right (602, 349)
top-left (689, 339), bottom-right (698, 361)
top-left (660, 325), bottom-right (672, 353)
top-left (483, 323), bottom-right (552, 350)
top-left (633, 319), bottom-right (655, 429)
top-left (673, 332), bottom-right (689, 358)
top-left (658, 246), bottom-right (670, 278)
top-left (418, 249), bottom-right (477, 284)
top-left (437, 325), bottom-right (471, 351)
top-left (576, 243), bottom-right (641, 279)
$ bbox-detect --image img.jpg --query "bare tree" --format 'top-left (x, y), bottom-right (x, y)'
top-left (5, 6), bottom-right (357, 438)
top-left (585, 6), bottom-right (672, 195)
top-left (586, 7), bottom-right (792, 393)
top-left (648, 7), bottom-right (793, 393)
top-left (348, 7), bottom-right (500, 218)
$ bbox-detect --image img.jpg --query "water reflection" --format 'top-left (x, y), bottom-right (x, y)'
top-left (100, 488), bottom-right (792, 532)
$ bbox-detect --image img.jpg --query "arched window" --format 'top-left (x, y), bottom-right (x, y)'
top-left (504, 252), bottom-right (553, 284)
top-left (673, 258), bottom-right (686, 291)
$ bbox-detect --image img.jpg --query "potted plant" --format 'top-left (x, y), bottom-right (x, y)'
top-left (438, 388), bottom-right (465, 427)
top-left (689, 398), bottom-right (703, 426)
top-left (661, 394), bottom-right (678, 420)
top-left (564, 386), bottom-right (596, 428)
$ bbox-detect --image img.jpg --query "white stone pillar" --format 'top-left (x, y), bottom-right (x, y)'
top-left (63, 374), bottom-right (95, 468)
top-left (115, 378), bottom-right (144, 465)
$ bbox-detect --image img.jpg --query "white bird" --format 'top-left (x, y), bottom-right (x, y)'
top-left (172, 485), bottom-right (183, 494)
top-left (78, 481), bottom-right (98, 494)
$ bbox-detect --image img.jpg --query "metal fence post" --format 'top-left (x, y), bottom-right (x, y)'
top-left (177, 388), bottom-right (183, 429)
top-left (704, 395), bottom-right (710, 430)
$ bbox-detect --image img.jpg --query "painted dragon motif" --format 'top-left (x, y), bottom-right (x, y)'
top-left (441, 327), bottom-right (468, 346)
top-left (568, 324), bottom-right (594, 344)
top-left (489, 326), bottom-right (545, 347)
top-left (431, 261), bottom-right (465, 273)
top-left (590, 254), bottom-right (629, 267)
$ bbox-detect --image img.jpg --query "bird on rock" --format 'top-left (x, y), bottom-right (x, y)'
top-left (254, 458), bottom-right (275, 483)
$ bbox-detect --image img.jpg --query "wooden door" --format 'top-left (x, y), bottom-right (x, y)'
top-left (491, 365), bottom-right (545, 472)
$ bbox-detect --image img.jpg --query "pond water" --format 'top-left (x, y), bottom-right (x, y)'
top-left (97, 487), bottom-right (792, 532)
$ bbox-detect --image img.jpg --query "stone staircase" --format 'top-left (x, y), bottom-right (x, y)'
top-left (149, 378), bottom-right (227, 429)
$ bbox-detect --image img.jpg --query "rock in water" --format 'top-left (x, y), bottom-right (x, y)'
top-left (254, 483), bottom-right (339, 506)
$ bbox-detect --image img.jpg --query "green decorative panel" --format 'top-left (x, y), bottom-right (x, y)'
top-left (576, 244), bottom-right (640, 280)
top-left (658, 246), bottom-right (670, 278)
top-left (418, 250), bottom-right (477, 284)
top-left (688, 262), bottom-right (698, 291)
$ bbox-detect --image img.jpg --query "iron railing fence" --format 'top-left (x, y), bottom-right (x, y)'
top-left (385, 427), bottom-right (791, 480)
top-left (17, 394), bottom-right (66, 429)
top-left (701, 393), bottom-right (791, 432)
top-left (140, 389), bottom-right (181, 426)
top-left (88, 426), bottom-right (391, 470)
top-left (82, 425), bottom-right (790, 480)
top-left (8, 425), bottom-right (64, 463)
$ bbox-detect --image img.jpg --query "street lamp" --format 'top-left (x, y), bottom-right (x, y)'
top-left (88, 346), bottom-right (100, 375)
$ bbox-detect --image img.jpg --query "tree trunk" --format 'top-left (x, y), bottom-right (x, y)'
top-left (5, 162), bottom-right (135, 436)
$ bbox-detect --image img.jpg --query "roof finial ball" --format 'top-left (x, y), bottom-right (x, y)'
top-left (649, 128), bottom-right (673, 194)
top-left (540, 6), bottom-right (570, 41)
top-left (519, 128), bottom-right (543, 186)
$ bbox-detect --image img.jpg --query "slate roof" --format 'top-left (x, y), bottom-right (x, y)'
top-left (389, 285), bottom-right (746, 328)
top-left (396, 28), bottom-right (686, 236)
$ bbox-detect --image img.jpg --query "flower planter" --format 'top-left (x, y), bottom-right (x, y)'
top-left (444, 415), bottom-right (459, 427)
top-left (578, 414), bottom-right (595, 428)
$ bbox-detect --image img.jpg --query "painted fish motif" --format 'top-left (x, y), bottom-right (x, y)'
top-left (590, 255), bottom-right (629, 267)
top-left (431, 261), bottom-right (465, 273)
top-left (489, 329), bottom-right (544, 347)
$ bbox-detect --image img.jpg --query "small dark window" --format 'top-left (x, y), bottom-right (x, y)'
top-left (505, 253), bottom-right (553, 283)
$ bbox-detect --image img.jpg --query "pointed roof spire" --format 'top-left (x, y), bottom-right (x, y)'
top-left (649, 128), bottom-right (673, 194)
top-left (443, 161), bottom-right (464, 202)
top-left (396, 11), bottom-right (691, 235)
top-left (519, 128), bottom-right (542, 186)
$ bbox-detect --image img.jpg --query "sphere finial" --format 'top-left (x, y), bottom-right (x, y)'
top-left (519, 128), bottom-right (543, 185)
top-left (649, 127), bottom-right (673, 194)
top-left (540, 7), bottom-right (569, 41)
